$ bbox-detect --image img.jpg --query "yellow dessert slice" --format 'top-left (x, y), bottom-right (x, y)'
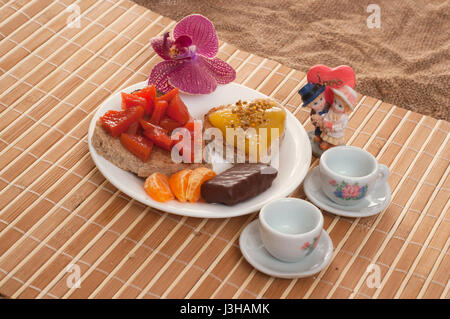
top-left (208, 99), bottom-right (286, 159)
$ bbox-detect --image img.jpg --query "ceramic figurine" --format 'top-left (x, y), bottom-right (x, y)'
top-left (319, 85), bottom-right (357, 150)
top-left (299, 83), bottom-right (330, 144)
top-left (298, 64), bottom-right (357, 157)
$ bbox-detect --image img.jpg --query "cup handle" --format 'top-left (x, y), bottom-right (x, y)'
top-left (375, 164), bottom-right (389, 189)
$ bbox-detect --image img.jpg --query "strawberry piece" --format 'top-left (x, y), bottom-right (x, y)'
top-left (140, 119), bottom-right (174, 151)
top-left (132, 85), bottom-right (156, 115)
top-left (126, 121), bottom-right (141, 135)
top-left (120, 133), bottom-right (154, 161)
top-left (100, 106), bottom-right (144, 138)
top-left (160, 116), bottom-right (183, 132)
top-left (149, 99), bottom-right (168, 125)
top-left (184, 118), bottom-right (195, 132)
top-left (166, 94), bottom-right (190, 125)
top-left (121, 92), bottom-right (148, 111)
top-left (157, 87), bottom-right (179, 103)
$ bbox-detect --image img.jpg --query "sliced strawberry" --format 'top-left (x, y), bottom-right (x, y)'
top-left (140, 119), bottom-right (173, 151)
top-left (120, 133), bottom-right (154, 161)
top-left (157, 87), bottom-right (179, 103)
top-left (149, 99), bottom-right (168, 125)
top-left (132, 85), bottom-right (156, 115)
top-left (166, 94), bottom-right (190, 125)
top-left (184, 118), bottom-right (195, 133)
top-left (100, 106), bottom-right (144, 138)
top-left (121, 92), bottom-right (148, 111)
top-left (126, 121), bottom-right (140, 135)
top-left (160, 116), bottom-right (183, 132)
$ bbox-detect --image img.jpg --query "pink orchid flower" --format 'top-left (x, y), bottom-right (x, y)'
top-left (149, 14), bottom-right (236, 95)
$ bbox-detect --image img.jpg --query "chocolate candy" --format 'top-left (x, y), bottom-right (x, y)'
top-left (200, 164), bottom-right (278, 206)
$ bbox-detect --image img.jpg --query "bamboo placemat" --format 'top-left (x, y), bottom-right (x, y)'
top-left (0, 0), bottom-right (448, 299)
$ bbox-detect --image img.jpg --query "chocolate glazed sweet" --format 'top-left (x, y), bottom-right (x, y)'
top-left (200, 164), bottom-right (278, 206)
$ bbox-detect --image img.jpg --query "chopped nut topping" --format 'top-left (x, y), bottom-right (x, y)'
top-left (221, 99), bottom-right (279, 130)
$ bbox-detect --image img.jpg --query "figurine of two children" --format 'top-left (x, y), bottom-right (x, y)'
top-left (299, 83), bottom-right (357, 151)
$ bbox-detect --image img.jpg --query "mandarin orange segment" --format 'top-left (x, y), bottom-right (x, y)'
top-left (168, 169), bottom-right (192, 202)
top-left (144, 172), bottom-right (174, 202)
top-left (185, 167), bottom-right (216, 203)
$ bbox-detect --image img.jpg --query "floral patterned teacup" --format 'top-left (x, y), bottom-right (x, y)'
top-left (319, 146), bottom-right (389, 206)
top-left (259, 198), bottom-right (324, 262)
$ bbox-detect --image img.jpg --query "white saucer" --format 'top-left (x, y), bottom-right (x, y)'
top-left (304, 167), bottom-right (391, 218)
top-left (239, 220), bottom-right (333, 279)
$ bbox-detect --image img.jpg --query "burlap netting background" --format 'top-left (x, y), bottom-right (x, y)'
top-left (135, 0), bottom-right (450, 121)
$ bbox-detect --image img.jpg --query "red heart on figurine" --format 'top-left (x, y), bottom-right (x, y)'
top-left (307, 65), bottom-right (356, 104)
top-left (307, 65), bottom-right (356, 88)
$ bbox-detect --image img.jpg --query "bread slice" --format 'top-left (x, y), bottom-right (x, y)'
top-left (203, 98), bottom-right (286, 163)
top-left (91, 121), bottom-right (208, 178)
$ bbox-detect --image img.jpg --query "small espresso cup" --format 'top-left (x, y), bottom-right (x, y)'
top-left (319, 146), bottom-right (389, 206)
top-left (258, 198), bottom-right (324, 262)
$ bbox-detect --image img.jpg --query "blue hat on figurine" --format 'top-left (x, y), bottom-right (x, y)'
top-left (298, 82), bottom-right (326, 107)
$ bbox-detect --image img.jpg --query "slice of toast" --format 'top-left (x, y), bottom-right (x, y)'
top-left (203, 98), bottom-right (286, 164)
top-left (91, 121), bottom-right (208, 178)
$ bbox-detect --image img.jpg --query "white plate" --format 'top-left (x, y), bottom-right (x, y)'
top-left (88, 82), bottom-right (311, 218)
top-left (304, 167), bottom-right (391, 218)
top-left (239, 220), bottom-right (333, 279)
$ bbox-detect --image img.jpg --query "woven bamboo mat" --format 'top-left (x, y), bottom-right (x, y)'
top-left (0, 0), bottom-right (448, 299)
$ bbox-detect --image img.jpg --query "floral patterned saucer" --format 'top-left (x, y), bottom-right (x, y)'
top-left (303, 167), bottom-right (391, 218)
top-left (239, 220), bottom-right (333, 279)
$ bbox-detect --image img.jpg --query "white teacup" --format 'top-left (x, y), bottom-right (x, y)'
top-left (258, 198), bottom-right (324, 262)
top-left (319, 146), bottom-right (389, 206)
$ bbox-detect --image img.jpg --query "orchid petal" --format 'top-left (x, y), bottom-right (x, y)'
top-left (150, 32), bottom-right (174, 60)
top-left (201, 56), bottom-right (236, 84)
top-left (173, 14), bottom-right (218, 58)
top-left (176, 45), bottom-right (197, 60)
top-left (174, 35), bottom-right (192, 48)
top-left (168, 58), bottom-right (217, 94)
top-left (148, 60), bottom-right (183, 93)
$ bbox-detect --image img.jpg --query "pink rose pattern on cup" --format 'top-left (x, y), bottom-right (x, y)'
top-left (301, 233), bottom-right (321, 256)
top-left (332, 180), bottom-right (368, 200)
